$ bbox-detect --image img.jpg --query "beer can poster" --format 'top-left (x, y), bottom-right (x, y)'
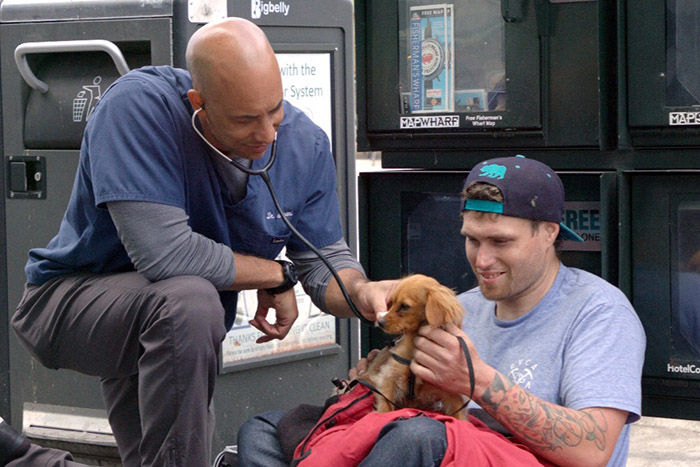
top-left (409, 4), bottom-right (454, 113)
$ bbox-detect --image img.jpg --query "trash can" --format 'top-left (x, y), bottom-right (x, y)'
top-left (1, 0), bottom-right (173, 460)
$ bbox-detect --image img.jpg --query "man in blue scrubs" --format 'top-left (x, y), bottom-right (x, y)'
top-left (9, 18), bottom-right (393, 467)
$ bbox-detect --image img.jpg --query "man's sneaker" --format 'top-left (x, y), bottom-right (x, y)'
top-left (0, 416), bottom-right (30, 466)
top-left (212, 445), bottom-right (238, 467)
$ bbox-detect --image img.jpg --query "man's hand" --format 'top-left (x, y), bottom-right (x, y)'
top-left (348, 348), bottom-right (381, 380)
top-left (352, 279), bottom-right (399, 322)
top-left (249, 288), bottom-right (299, 343)
top-left (326, 271), bottom-right (399, 322)
top-left (411, 322), bottom-right (484, 397)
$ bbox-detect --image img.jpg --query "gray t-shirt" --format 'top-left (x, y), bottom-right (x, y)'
top-left (460, 264), bottom-right (646, 467)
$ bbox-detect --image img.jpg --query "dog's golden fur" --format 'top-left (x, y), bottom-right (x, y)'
top-left (364, 274), bottom-right (467, 419)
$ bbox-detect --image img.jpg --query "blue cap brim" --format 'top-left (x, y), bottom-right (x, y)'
top-left (464, 199), bottom-right (584, 242)
top-left (558, 223), bottom-right (584, 242)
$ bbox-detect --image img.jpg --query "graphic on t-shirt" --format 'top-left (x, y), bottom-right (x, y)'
top-left (507, 359), bottom-right (538, 389)
top-left (73, 76), bottom-right (103, 123)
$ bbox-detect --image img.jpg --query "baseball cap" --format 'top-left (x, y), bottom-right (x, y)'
top-left (462, 155), bottom-right (584, 242)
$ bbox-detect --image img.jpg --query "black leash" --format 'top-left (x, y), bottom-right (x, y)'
top-left (357, 378), bottom-right (403, 410)
top-left (391, 353), bottom-right (416, 400)
top-left (361, 335), bottom-right (476, 416)
top-left (451, 335), bottom-right (475, 416)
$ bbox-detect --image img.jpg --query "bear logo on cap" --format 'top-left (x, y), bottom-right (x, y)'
top-left (479, 164), bottom-right (506, 180)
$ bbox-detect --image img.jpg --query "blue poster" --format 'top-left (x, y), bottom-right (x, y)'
top-left (409, 4), bottom-right (454, 113)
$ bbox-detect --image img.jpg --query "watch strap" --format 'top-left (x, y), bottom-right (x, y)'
top-left (265, 260), bottom-right (298, 295)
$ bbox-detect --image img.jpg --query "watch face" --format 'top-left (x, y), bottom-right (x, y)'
top-left (286, 262), bottom-right (298, 283)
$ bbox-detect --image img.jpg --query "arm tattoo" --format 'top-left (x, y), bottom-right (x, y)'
top-left (480, 373), bottom-right (608, 452)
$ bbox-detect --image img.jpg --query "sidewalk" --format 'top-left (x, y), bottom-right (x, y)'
top-left (628, 416), bottom-right (700, 466)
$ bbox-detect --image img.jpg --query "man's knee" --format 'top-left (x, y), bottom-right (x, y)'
top-left (154, 276), bottom-right (227, 344)
top-left (379, 417), bottom-right (447, 445)
top-left (238, 411), bottom-right (286, 441)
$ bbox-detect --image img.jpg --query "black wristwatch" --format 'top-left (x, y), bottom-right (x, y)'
top-left (265, 260), bottom-right (298, 296)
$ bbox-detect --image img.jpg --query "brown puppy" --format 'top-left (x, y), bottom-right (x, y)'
top-left (364, 274), bottom-right (468, 419)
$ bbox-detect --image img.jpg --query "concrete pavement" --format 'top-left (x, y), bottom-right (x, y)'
top-left (628, 416), bottom-right (700, 466)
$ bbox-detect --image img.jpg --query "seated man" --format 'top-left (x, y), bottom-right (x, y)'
top-left (237, 155), bottom-right (646, 467)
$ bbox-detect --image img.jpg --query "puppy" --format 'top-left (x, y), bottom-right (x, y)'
top-left (363, 274), bottom-right (468, 419)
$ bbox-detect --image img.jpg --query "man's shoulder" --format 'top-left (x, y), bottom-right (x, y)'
top-left (281, 101), bottom-right (321, 130)
top-left (559, 266), bottom-right (644, 333)
top-left (104, 66), bottom-right (192, 101)
top-left (123, 65), bottom-right (190, 84)
top-left (560, 266), bottom-right (628, 303)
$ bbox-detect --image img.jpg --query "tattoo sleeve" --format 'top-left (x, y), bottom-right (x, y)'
top-left (480, 373), bottom-right (608, 453)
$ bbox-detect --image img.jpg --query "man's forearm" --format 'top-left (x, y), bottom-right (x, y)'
top-left (324, 268), bottom-right (370, 318)
top-left (476, 369), bottom-right (622, 467)
top-left (229, 253), bottom-right (287, 290)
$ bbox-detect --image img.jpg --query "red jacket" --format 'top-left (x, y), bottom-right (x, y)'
top-left (293, 382), bottom-right (555, 466)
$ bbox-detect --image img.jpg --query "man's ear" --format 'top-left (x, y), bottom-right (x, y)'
top-left (545, 222), bottom-right (559, 244)
top-left (187, 89), bottom-right (205, 112)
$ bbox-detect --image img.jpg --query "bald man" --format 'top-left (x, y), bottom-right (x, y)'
top-left (11, 18), bottom-right (394, 466)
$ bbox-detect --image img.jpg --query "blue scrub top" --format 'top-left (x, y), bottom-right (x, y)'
top-left (25, 66), bottom-right (344, 328)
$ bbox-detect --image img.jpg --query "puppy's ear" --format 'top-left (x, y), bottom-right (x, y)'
top-left (425, 285), bottom-right (464, 327)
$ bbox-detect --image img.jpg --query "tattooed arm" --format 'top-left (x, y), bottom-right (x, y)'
top-left (478, 368), bottom-right (628, 466)
top-left (411, 323), bottom-right (629, 467)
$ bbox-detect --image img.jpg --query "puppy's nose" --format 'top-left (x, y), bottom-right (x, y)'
top-left (376, 311), bottom-right (388, 329)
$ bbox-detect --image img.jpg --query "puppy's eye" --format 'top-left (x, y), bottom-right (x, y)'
top-left (397, 303), bottom-right (409, 315)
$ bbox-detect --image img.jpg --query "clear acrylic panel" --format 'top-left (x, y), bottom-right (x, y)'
top-left (398, 0), bottom-right (506, 114)
top-left (666, 0), bottom-right (700, 107)
top-left (674, 201), bottom-right (700, 361)
top-left (402, 192), bottom-right (477, 294)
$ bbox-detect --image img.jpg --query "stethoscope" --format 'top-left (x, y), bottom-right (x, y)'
top-left (191, 108), bottom-right (373, 326)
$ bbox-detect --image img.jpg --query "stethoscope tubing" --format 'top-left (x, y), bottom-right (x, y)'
top-left (192, 108), bottom-right (277, 176)
top-left (191, 108), bottom-right (373, 326)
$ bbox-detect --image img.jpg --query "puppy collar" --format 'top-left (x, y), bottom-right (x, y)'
top-left (390, 353), bottom-right (416, 400)
top-left (391, 353), bottom-right (411, 366)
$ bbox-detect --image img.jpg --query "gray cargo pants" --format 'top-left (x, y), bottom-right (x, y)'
top-left (11, 271), bottom-right (227, 467)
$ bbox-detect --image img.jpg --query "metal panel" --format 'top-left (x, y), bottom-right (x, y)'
top-left (355, 0), bottom-right (543, 152)
top-left (1, 13), bottom-right (173, 437)
top-left (0, 31), bottom-right (8, 424)
top-left (630, 172), bottom-right (700, 420)
top-left (0, 0), bottom-right (174, 22)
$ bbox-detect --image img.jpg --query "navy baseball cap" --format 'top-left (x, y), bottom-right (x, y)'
top-left (462, 155), bottom-right (583, 242)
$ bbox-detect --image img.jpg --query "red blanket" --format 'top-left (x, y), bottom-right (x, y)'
top-left (293, 382), bottom-right (555, 466)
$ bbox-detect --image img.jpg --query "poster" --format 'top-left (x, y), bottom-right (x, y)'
top-left (221, 284), bottom-right (336, 368)
top-left (221, 54), bottom-right (337, 369)
top-left (409, 4), bottom-right (454, 113)
top-left (221, 249), bottom-right (337, 369)
top-left (276, 53), bottom-right (333, 145)
top-left (560, 201), bottom-right (601, 252)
